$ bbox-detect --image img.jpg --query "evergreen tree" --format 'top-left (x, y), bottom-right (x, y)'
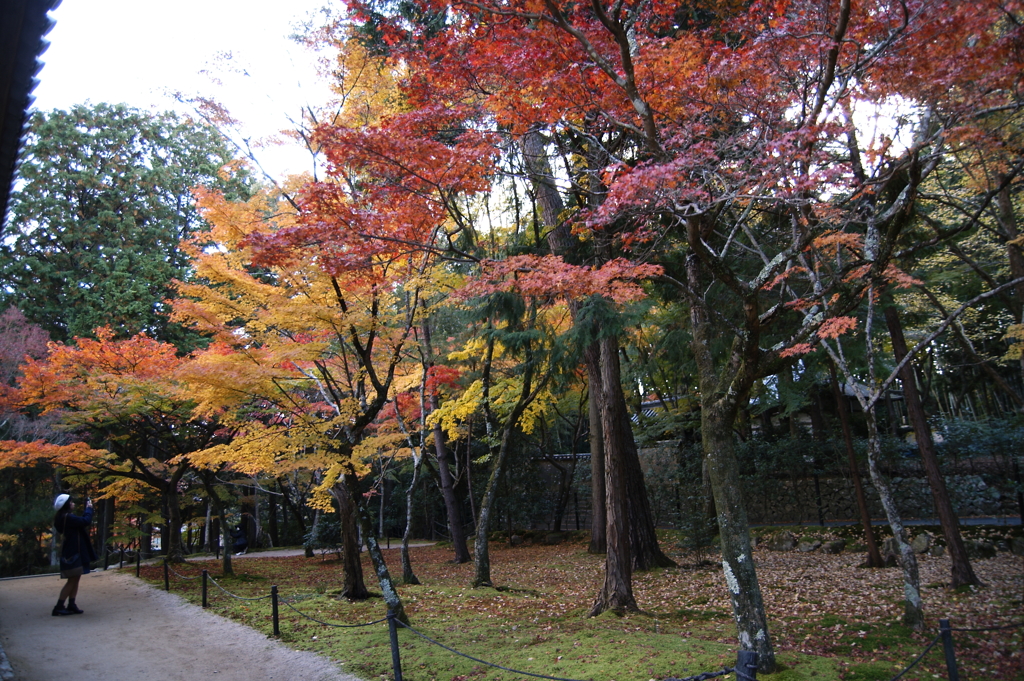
top-left (0, 103), bottom-right (251, 348)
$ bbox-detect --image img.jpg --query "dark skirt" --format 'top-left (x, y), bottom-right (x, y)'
top-left (60, 552), bottom-right (90, 579)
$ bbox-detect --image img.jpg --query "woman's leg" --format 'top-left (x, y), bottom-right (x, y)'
top-left (58, 574), bottom-right (80, 601)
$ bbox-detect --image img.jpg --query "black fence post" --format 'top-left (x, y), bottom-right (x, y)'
top-left (734, 650), bottom-right (757, 681)
top-left (387, 609), bottom-right (403, 681)
top-left (271, 585), bottom-right (280, 637)
top-left (939, 619), bottom-right (960, 681)
top-left (135, 547), bottom-right (141, 577)
top-left (163, 558), bottom-right (169, 591)
top-left (202, 569), bottom-right (208, 608)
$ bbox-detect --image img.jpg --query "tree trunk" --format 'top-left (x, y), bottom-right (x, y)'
top-left (884, 305), bottom-right (980, 587)
top-left (333, 481), bottom-right (369, 599)
top-left (687, 232), bottom-right (775, 672)
top-left (348, 475), bottom-right (407, 623)
top-left (203, 500), bottom-right (212, 553)
top-left (702, 401), bottom-right (774, 666)
top-left (473, 420), bottom-right (521, 587)
top-left (164, 486), bottom-right (186, 563)
top-left (863, 405), bottom-right (924, 631)
top-left (623, 432), bottom-right (676, 569)
top-left (548, 452), bottom-right (576, 532)
top-left (202, 474), bottom-right (233, 575)
top-left (423, 315), bottom-right (472, 563)
top-left (523, 124), bottom-right (666, 571)
top-left (306, 509), bottom-right (320, 558)
top-left (585, 345), bottom-right (607, 553)
top-left (828, 362), bottom-right (884, 567)
top-left (473, 359), bottom-right (537, 587)
top-left (590, 336), bottom-right (639, 614)
top-left (268, 488), bottom-right (279, 548)
top-left (432, 403), bottom-right (471, 563)
top-left (401, 453), bottom-right (422, 585)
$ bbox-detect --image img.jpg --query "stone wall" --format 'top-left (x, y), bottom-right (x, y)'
top-left (743, 473), bottom-right (1016, 525)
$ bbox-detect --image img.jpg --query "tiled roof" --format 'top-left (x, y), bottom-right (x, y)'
top-left (0, 0), bottom-right (61, 224)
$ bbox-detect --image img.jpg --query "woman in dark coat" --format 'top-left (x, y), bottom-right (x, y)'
top-left (52, 493), bottom-right (97, 616)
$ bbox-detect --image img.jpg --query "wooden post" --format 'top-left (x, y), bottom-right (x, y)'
top-left (387, 610), bottom-right (403, 681)
top-left (271, 585), bottom-right (280, 637)
top-left (939, 619), bottom-right (960, 681)
top-left (735, 650), bottom-right (757, 681)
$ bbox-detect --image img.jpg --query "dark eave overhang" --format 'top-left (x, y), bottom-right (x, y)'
top-left (0, 0), bottom-right (61, 225)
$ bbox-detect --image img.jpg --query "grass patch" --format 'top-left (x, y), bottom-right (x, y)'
top-left (135, 535), bottom-right (1023, 681)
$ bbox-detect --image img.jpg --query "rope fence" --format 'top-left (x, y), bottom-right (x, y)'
top-left (143, 560), bottom-right (1024, 681)
top-left (887, 634), bottom-right (941, 681)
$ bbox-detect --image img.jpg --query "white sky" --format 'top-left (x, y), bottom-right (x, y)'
top-left (31, 0), bottom-right (338, 179)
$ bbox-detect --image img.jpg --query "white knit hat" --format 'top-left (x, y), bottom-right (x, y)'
top-left (53, 493), bottom-right (70, 510)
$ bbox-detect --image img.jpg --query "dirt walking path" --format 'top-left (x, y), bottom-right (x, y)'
top-left (0, 569), bottom-right (362, 681)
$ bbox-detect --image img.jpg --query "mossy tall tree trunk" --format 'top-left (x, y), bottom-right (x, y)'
top-left (347, 474), bottom-right (407, 623)
top-left (863, 407), bottom-right (924, 630)
top-left (687, 227), bottom-right (775, 672)
top-left (401, 452), bottom-right (422, 585)
top-left (700, 400), bottom-right (774, 665)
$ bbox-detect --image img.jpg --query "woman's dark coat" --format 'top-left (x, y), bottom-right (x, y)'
top-left (57, 507), bottom-right (97, 572)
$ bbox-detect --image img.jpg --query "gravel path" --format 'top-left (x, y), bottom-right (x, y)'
top-left (0, 569), bottom-right (363, 681)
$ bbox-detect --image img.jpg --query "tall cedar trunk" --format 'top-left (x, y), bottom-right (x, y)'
top-left (401, 453), bottom-right (422, 585)
top-left (333, 482), bottom-right (369, 599)
top-left (585, 344), bottom-right (607, 553)
top-left (590, 336), bottom-right (638, 614)
top-left (828, 362), bottom-right (884, 567)
top-left (523, 128), bottom-right (610, 552)
top-left (863, 406), bottom-right (924, 630)
top-left (884, 305), bottom-right (981, 587)
top-left (523, 126), bottom-right (666, 566)
top-left (623, 432), bottom-right (676, 569)
top-left (348, 475), bottom-right (407, 623)
top-left (580, 329), bottom-right (672, 568)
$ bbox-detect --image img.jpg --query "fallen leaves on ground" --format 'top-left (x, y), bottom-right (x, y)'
top-left (143, 539), bottom-right (1023, 680)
